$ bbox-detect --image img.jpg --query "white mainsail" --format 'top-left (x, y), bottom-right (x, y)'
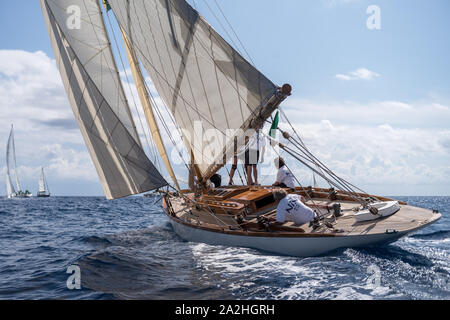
top-left (6, 126), bottom-right (19, 198)
top-left (108, 0), bottom-right (280, 180)
top-left (40, 0), bottom-right (168, 199)
top-left (5, 173), bottom-right (14, 199)
top-left (38, 167), bottom-right (47, 194)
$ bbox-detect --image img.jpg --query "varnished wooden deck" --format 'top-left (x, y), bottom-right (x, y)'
top-left (169, 195), bottom-right (441, 238)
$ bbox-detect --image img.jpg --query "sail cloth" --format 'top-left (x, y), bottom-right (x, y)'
top-left (108, 0), bottom-right (279, 179)
top-left (6, 126), bottom-right (20, 197)
top-left (38, 168), bottom-right (46, 194)
top-left (40, 0), bottom-right (167, 199)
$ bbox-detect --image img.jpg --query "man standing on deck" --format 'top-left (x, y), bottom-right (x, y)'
top-left (245, 129), bottom-right (266, 186)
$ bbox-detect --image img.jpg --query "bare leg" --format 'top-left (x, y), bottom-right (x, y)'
top-left (246, 166), bottom-right (253, 185)
top-left (229, 156), bottom-right (237, 185)
top-left (253, 165), bottom-right (258, 185)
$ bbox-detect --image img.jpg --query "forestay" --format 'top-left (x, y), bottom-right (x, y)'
top-left (40, 0), bottom-right (167, 199)
top-left (108, 0), bottom-right (279, 179)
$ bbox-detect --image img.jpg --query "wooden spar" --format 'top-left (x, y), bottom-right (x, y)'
top-left (120, 27), bottom-right (181, 190)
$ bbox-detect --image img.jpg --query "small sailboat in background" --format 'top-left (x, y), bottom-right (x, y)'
top-left (37, 167), bottom-right (51, 198)
top-left (6, 125), bottom-right (32, 199)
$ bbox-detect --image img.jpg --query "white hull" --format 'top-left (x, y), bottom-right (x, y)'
top-left (9, 193), bottom-right (33, 199)
top-left (169, 216), bottom-right (432, 257)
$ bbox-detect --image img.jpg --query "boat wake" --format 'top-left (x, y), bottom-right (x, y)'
top-left (410, 230), bottom-right (450, 240)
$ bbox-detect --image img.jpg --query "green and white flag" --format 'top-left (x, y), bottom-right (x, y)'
top-left (269, 111), bottom-right (280, 140)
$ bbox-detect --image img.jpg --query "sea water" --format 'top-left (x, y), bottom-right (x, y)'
top-left (0, 196), bottom-right (448, 300)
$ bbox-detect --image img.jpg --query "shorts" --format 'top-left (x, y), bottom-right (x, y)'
top-left (245, 149), bottom-right (259, 167)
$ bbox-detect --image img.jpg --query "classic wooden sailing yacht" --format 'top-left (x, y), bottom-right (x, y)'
top-left (40, 0), bottom-right (441, 256)
top-left (6, 125), bottom-right (32, 199)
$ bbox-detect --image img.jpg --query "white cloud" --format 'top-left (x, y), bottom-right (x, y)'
top-left (263, 98), bottom-right (450, 195)
top-left (0, 50), bottom-right (99, 195)
top-left (336, 68), bottom-right (380, 81)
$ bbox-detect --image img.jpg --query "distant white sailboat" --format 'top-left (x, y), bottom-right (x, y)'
top-left (6, 125), bottom-right (32, 199)
top-left (37, 167), bottom-right (51, 198)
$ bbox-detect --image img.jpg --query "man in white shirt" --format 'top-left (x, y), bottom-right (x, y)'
top-left (273, 157), bottom-right (295, 191)
top-left (245, 129), bottom-right (266, 186)
top-left (272, 189), bottom-right (316, 226)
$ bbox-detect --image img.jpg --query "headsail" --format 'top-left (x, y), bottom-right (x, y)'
top-left (40, 0), bottom-right (167, 199)
top-left (108, 0), bottom-right (283, 180)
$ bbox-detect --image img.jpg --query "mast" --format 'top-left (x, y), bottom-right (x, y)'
top-left (120, 26), bottom-right (181, 190)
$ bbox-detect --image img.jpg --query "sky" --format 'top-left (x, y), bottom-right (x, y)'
top-left (0, 0), bottom-right (449, 197)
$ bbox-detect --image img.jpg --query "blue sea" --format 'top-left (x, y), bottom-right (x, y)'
top-left (0, 196), bottom-right (448, 300)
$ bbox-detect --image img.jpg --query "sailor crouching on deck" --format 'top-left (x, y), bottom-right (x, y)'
top-left (272, 189), bottom-right (316, 226)
top-left (272, 157), bottom-right (295, 192)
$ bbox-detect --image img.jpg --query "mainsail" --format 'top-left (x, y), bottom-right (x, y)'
top-left (40, 0), bottom-right (168, 199)
top-left (108, 0), bottom-right (281, 180)
top-left (6, 125), bottom-right (19, 198)
top-left (38, 167), bottom-right (47, 194)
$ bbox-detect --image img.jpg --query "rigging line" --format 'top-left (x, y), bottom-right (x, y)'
top-left (129, 0), bottom-right (275, 131)
top-left (278, 109), bottom-right (332, 189)
top-left (278, 109), bottom-right (371, 199)
top-left (144, 76), bottom-right (208, 174)
top-left (112, 0), bottom-right (282, 178)
top-left (151, 93), bottom-right (191, 171)
top-left (281, 144), bottom-right (367, 205)
top-left (145, 72), bottom-right (239, 173)
top-left (266, 137), bottom-right (319, 208)
top-left (45, 1), bottom-right (165, 191)
top-left (125, 2), bottom-right (190, 172)
top-left (149, 0), bottom-right (204, 135)
top-left (264, 130), bottom-right (360, 209)
top-left (105, 11), bottom-right (162, 171)
top-left (167, 186), bottom-right (232, 229)
top-left (200, 0), bottom-right (246, 59)
top-left (87, 0), bottom-right (141, 141)
top-left (282, 137), bottom-right (362, 199)
top-left (166, 0), bottom-right (269, 119)
top-left (278, 109), bottom-right (351, 193)
top-left (212, 0), bottom-right (256, 67)
top-left (284, 129), bottom-right (369, 198)
top-left (288, 140), bottom-right (362, 199)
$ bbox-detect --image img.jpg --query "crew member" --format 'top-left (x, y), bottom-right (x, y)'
top-left (272, 189), bottom-right (316, 226)
top-left (272, 157), bottom-right (295, 191)
top-left (245, 129), bottom-right (266, 186)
